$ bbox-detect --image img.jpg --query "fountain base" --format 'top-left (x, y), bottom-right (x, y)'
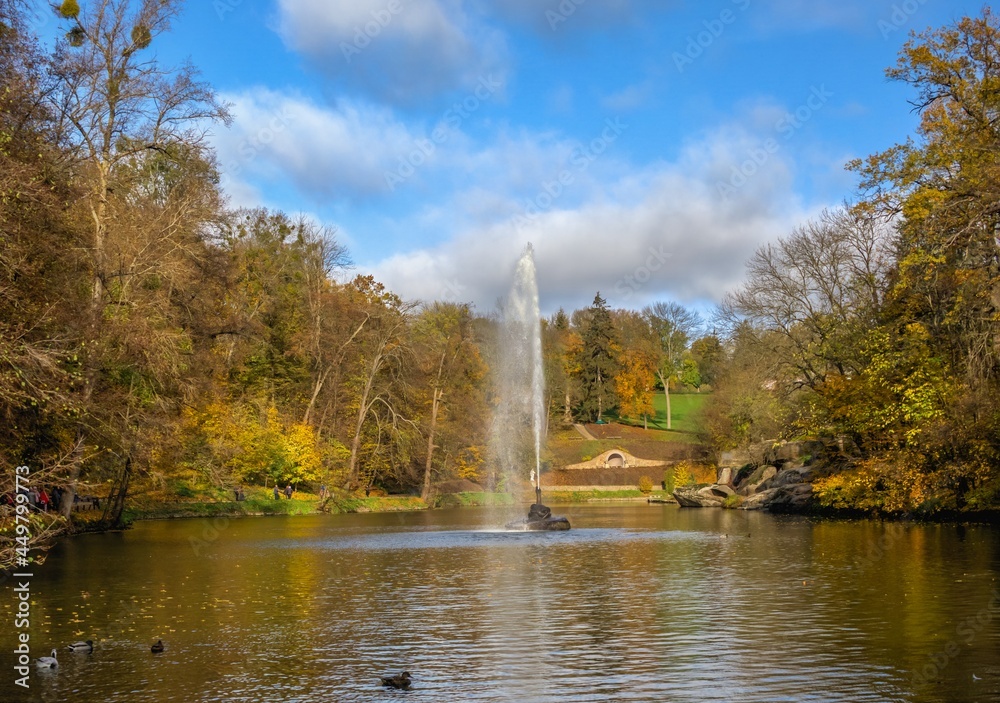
top-left (505, 503), bottom-right (571, 531)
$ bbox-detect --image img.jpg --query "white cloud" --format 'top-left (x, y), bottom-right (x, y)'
top-left (210, 90), bottom-right (832, 316)
top-left (213, 88), bottom-right (423, 200)
top-left (275, 0), bottom-right (507, 103)
top-left (366, 123), bottom-right (824, 314)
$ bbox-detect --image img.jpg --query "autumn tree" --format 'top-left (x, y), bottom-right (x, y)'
top-left (839, 8), bottom-right (1000, 504)
top-left (689, 335), bottom-right (723, 388)
top-left (542, 309), bottom-right (581, 427)
top-left (615, 350), bottom-right (657, 429)
top-left (412, 303), bottom-right (487, 500)
top-left (723, 208), bottom-right (891, 391)
top-left (644, 301), bottom-right (701, 430)
top-left (852, 10), bottom-right (1000, 385)
top-left (704, 323), bottom-right (788, 452)
top-left (45, 0), bottom-right (230, 520)
top-left (343, 276), bottom-right (415, 491)
top-left (0, 0), bottom-right (85, 561)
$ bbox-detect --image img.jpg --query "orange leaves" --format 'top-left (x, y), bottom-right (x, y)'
top-left (613, 348), bottom-right (656, 422)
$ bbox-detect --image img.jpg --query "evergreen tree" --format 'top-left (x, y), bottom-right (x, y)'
top-left (576, 293), bottom-right (619, 422)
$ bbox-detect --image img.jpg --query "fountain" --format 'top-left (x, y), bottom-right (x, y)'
top-left (493, 244), bottom-right (570, 531)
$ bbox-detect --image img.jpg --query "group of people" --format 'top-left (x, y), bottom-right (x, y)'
top-left (273, 484), bottom-right (295, 500)
top-left (1, 486), bottom-right (68, 512)
top-left (0, 486), bottom-right (51, 511)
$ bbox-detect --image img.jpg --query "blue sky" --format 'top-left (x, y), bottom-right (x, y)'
top-left (45, 0), bottom-right (988, 314)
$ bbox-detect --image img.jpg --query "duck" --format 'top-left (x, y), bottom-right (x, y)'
top-left (36, 649), bottom-right (58, 668)
top-left (380, 671), bottom-right (412, 689)
top-left (67, 640), bottom-right (94, 653)
top-left (150, 640), bottom-right (165, 654)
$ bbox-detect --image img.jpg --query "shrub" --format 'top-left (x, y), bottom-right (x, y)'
top-left (673, 461), bottom-right (695, 487)
top-left (662, 467), bottom-right (676, 493)
top-left (723, 494), bottom-right (743, 509)
top-left (638, 475), bottom-right (654, 493)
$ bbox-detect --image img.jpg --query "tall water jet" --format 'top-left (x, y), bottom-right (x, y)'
top-left (492, 244), bottom-right (569, 531)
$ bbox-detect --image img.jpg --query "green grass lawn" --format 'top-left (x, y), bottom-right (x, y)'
top-left (609, 392), bottom-right (709, 434)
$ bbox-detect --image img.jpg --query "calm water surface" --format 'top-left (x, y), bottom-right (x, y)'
top-left (3, 505), bottom-right (1000, 702)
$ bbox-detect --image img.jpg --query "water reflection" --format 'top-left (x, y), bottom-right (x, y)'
top-left (3, 506), bottom-right (999, 702)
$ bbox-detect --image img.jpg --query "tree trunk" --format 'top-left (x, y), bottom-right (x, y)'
top-left (347, 343), bottom-right (386, 487)
top-left (658, 370), bottom-right (672, 431)
top-left (61, 431), bottom-right (86, 520)
top-left (563, 391), bottom-right (572, 424)
top-left (347, 399), bottom-right (367, 488)
top-left (302, 366), bottom-right (331, 425)
top-left (421, 352), bottom-right (447, 501)
top-left (421, 388), bottom-right (442, 502)
top-left (102, 455), bottom-right (132, 528)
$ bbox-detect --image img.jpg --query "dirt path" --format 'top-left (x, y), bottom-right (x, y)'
top-left (572, 423), bottom-right (597, 441)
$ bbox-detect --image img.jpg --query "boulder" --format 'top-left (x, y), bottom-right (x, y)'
top-left (737, 465), bottom-right (779, 496)
top-left (673, 487), bottom-right (724, 508)
top-left (719, 449), bottom-right (749, 468)
top-left (775, 467), bottom-right (814, 487)
top-left (757, 466), bottom-right (811, 493)
top-left (701, 484), bottom-right (735, 498)
top-left (765, 483), bottom-right (814, 511)
top-left (732, 463), bottom-right (757, 487)
top-left (738, 484), bottom-right (814, 511)
top-left (739, 488), bottom-right (779, 510)
top-left (717, 467), bottom-right (734, 485)
top-left (766, 440), bottom-right (825, 466)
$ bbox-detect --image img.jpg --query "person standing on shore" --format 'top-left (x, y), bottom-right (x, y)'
top-left (273, 485), bottom-right (280, 500)
top-left (284, 484), bottom-right (293, 500)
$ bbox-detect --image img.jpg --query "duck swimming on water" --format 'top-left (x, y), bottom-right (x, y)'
top-left (36, 650), bottom-right (58, 668)
top-left (67, 640), bottom-right (94, 652)
top-left (151, 640), bottom-right (164, 653)
top-left (380, 671), bottom-right (411, 689)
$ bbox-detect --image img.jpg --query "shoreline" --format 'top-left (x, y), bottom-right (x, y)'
top-left (115, 490), bottom-right (678, 523)
top-left (5, 491), bottom-right (1000, 574)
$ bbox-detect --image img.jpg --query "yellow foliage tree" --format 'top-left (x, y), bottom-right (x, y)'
top-left (614, 348), bottom-right (656, 429)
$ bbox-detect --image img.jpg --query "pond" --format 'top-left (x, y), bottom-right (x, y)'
top-left (3, 505), bottom-right (999, 702)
